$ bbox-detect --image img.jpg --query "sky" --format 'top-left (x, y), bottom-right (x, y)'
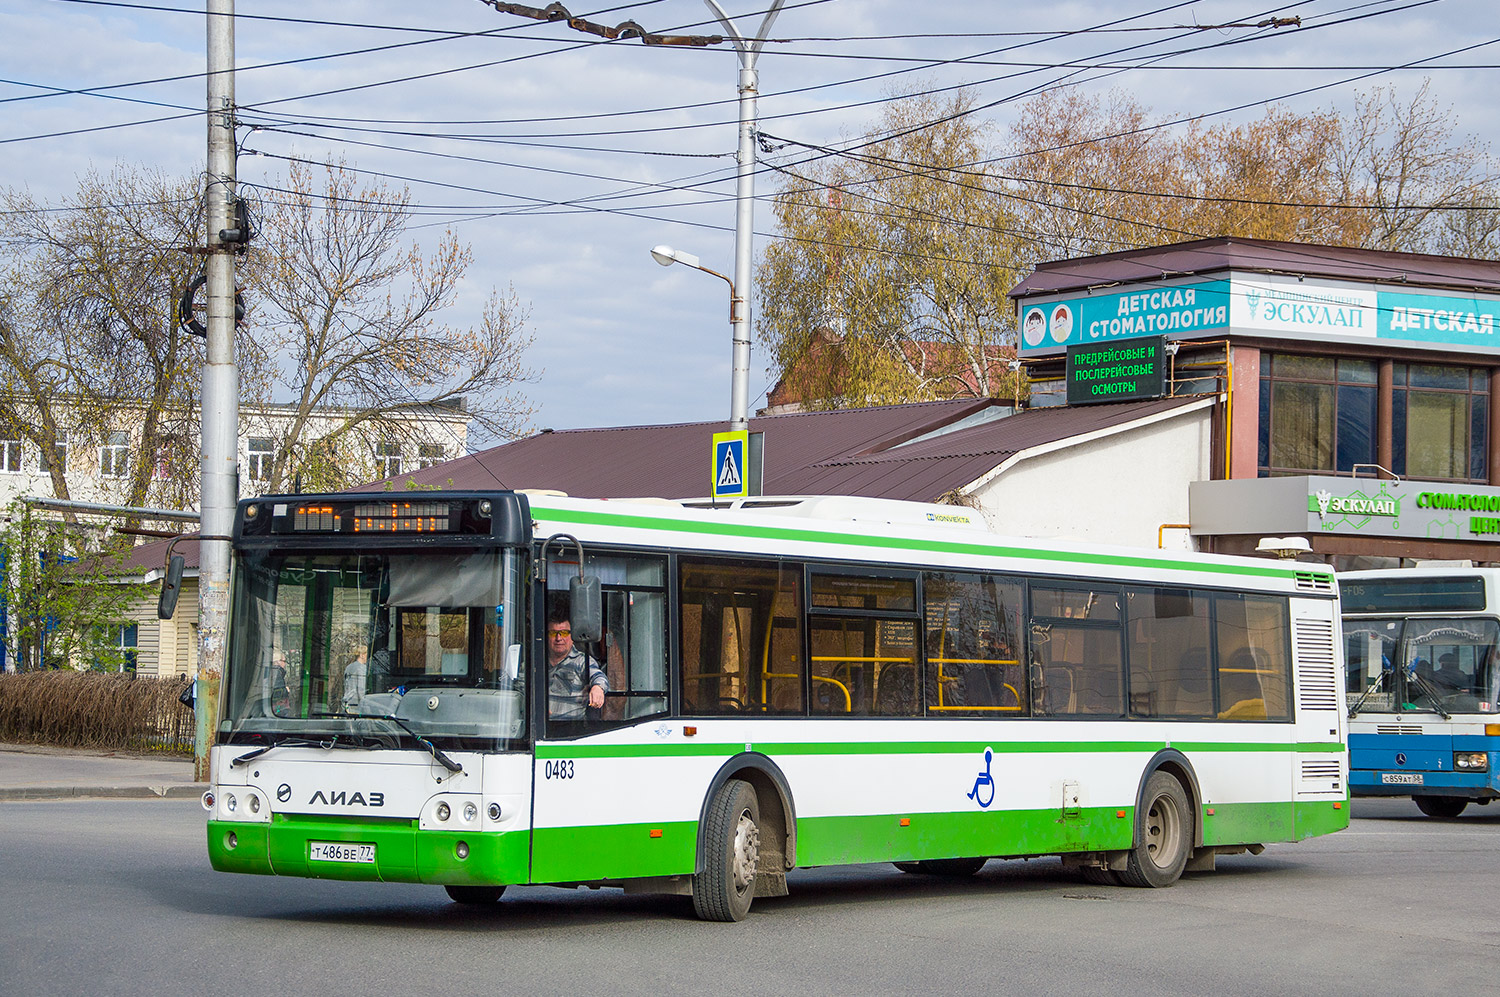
top-left (4, 0), bottom-right (1499, 446)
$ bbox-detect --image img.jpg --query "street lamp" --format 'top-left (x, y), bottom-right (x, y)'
top-left (652, 244), bottom-right (747, 428)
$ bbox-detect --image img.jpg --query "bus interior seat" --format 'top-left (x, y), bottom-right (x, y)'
top-left (1219, 648), bottom-right (1267, 719)
top-left (1041, 665), bottom-right (1074, 714)
top-left (875, 662), bottom-right (917, 715)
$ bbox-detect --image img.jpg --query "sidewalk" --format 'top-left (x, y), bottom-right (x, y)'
top-left (0, 743), bottom-right (202, 801)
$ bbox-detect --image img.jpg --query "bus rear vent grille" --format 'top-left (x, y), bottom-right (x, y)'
top-left (1301, 760), bottom-right (1342, 782)
top-left (1294, 571), bottom-right (1335, 593)
top-left (1376, 725), bottom-right (1423, 736)
top-left (1294, 618), bottom-right (1339, 711)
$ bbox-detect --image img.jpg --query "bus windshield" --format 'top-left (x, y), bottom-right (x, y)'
top-left (1345, 615), bottom-right (1500, 714)
top-left (222, 548), bottom-right (528, 748)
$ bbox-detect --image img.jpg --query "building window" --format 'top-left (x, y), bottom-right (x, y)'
top-left (248, 437), bottom-right (273, 481)
top-left (40, 431), bottom-right (67, 473)
top-left (417, 444), bottom-right (445, 469)
top-left (375, 441), bottom-right (402, 479)
top-left (1258, 355), bottom-right (1377, 476)
top-left (1393, 363), bottom-right (1489, 482)
top-left (0, 434), bottom-right (22, 473)
top-left (100, 431), bottom-right (129, 479)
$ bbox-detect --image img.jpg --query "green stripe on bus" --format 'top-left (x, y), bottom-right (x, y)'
top-left (529, 504), bottom-right (1322, 583)
top-left (536, 739), bottom-right (1344, 760)
top-left (212, 798), bottom-right (1349, 888)
top-left (530, 798), bottom-right (1349, 876)
top-left (531, 820), bottom-right (696, 882)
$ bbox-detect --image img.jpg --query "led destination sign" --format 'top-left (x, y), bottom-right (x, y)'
top-left (1066, 337), bottom-right (1167, 405)
top-left (277, 500), bottom-right (461, 534)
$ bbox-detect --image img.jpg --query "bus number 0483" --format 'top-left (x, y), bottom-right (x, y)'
top-left (545, 760), bottom-right (575, 780)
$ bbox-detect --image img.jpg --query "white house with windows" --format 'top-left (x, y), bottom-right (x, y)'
top-left (0, 398), bottom-right (472, 675)
top-left (0, 399), bottom-right (471, 514)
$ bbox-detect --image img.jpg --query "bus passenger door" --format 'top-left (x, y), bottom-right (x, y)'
top-left (531, 551), bottom-right (676, 885)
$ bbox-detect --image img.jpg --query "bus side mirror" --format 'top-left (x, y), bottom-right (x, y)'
top-left (570, 574), bottom-right (602, 643)
top-left (158, 555), bottom-right (185, 620)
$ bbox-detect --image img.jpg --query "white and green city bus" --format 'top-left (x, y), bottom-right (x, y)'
top-left (204, 491), bottom-right (1348, 920)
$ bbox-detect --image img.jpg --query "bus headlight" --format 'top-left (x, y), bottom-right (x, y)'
top-left (436, 801), bottom-right (451, 822)
top-left (1454, 752), bottom-right (1489, 771)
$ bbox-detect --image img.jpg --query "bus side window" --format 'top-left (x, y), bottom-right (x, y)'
top-left (808, 571), bottom-right (918, 717)
top-left (1125, 587), bottom-right (1213, 719)
top-left (679, 557), bottom-right (804, 716)
top-left (1029, 584), bottom-right (1124, 717)
top-left (547, 552), bottom-right (668, 728)
top-left (1214, 593), bottom-right (1291, 721)
top-left (922, 571), bottom-right (1026, 717)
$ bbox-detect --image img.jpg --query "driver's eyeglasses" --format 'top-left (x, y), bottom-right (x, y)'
top-left (549, 629), bottom-right (571, 638)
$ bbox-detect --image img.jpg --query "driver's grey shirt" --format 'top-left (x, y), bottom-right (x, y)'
top-left (547, 647), bottom-right (608, 719)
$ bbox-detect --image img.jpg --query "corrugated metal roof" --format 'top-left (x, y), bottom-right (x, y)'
top-left (1010, 236), bottom-right (1500, 300)
top-left (355, 395), bottom-right (1205, 503)
top-left (109, 534), bottom-right (199, 578)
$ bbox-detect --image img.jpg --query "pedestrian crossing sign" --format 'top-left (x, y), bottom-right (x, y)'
top-left (712, 430), bottom-right (749, 499)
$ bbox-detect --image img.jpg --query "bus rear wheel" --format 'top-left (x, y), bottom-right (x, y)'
top-left (1120, 771), bottom-right (1192, 888)
top-left (1414, 795), bottom-right (1468, 818)
top-left (893, 857), bottom-right (986, 876)
top-left (444, 885), bottom-right (505, 904)
top-left (693, 779), bottom-right (760, 922)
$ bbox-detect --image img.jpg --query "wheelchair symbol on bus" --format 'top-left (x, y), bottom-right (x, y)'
top-left (967, 747), bottom-right (995, 809)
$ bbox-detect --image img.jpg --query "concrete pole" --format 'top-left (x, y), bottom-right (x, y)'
top-left (198, 0), bottom-right (239, 780)
top-left (703, 0), bottom-right (785, 432)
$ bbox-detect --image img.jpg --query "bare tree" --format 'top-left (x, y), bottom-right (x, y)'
top-left (244, 160), bottom-right (535, 491)
top-left (0, 167), bottom-right (258, 527)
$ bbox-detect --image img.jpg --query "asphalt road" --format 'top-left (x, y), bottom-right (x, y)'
top-left (1, 797), bottom-right (1497, 997)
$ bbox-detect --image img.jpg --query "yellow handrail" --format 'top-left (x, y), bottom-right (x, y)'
top-left (810, 675), bottom-right (852, 712)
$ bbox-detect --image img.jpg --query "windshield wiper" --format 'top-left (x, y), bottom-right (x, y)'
top-left (1349, 665), bottom-right (1391, 719)
top-left (229, 735), bottom-right (355, 767)
top-left (310, 710), bottom-right (463, 774)
top-left (1406, 670), bottom-right (1453, 720)
top-left (368, 713), bottom-right (464, 774)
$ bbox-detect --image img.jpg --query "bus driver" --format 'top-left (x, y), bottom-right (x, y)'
top-left (546, 604), bottom-right (608, 719)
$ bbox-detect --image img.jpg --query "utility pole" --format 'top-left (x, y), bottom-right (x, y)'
top-left (198, 0), bottom-right (239, 780)
top-left (702, 0), bottom-right (785, 432)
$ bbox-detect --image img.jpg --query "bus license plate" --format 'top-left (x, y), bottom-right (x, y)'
top-left (309, 841), bottom-right (375, 863)
top-left (1382, 773), bottom-right (1424, 785)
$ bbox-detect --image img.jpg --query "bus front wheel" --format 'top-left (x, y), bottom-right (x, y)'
top-left (1414, 795), bottom-right (1468, 818)
top-left (693, 779), bottom-right (760, 922)
top-left (1120, 771), bottom-right (1192, 888)
top-left (444, 885), bottom-right (505, 904)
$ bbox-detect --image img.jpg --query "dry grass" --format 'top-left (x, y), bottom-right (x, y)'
top-left (0, 671), bottom-right (195, 754)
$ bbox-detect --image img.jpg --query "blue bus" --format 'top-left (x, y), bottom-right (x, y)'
top-left (1342, 566), bottom-right (1500, 817)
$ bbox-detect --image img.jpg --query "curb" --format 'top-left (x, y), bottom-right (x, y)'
top-left (0, 785), bottom-right (205, 801)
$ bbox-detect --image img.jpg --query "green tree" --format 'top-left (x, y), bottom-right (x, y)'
top-left (758, 91), bottom-right (1025, 410)
top-left (0, 501), bottom-right (149, 672)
